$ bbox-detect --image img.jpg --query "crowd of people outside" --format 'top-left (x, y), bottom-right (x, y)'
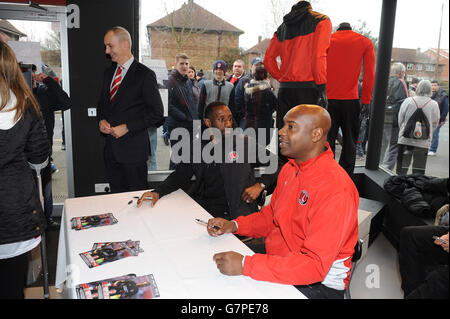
top-left (0, 0), bottom-right (448, 300)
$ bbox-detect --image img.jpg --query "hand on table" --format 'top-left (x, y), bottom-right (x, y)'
top-left (213, 251), bottom-right (244, 276)
top-left (137, 191), bottom-right (160, 208)
top-left (207, 217), bottom-right (237, 237)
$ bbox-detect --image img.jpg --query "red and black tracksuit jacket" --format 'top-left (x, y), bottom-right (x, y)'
top-left (264, 2), bottom-right (331, 89)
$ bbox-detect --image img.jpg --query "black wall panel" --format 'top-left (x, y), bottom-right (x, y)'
top-left (67, 0), bottom-right (139, 197)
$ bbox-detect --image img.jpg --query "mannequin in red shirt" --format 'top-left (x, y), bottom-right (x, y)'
top-left (326, 22), bottom-right (375, 176)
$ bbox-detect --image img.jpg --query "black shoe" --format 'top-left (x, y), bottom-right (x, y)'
top-left (47, 218), bottom-right (60, 230)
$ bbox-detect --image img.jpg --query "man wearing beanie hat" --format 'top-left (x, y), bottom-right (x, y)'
top-left (198, 60), bottom-right (235, 121)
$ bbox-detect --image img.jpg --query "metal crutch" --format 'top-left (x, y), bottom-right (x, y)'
top-left (30, 160), bottom-right (50, 299)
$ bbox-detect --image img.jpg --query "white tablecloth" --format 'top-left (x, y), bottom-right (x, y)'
top-left (55, 189), bottom-right (305, 299)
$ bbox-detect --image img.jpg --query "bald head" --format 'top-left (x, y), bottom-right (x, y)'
top-left (279, 104), bottom-right (331, 163)
top-left (104, 26), bottom-right (133, 65)
top-left (289, 104), bottom-right (331, 139)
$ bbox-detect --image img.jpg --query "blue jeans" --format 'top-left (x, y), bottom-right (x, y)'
top-left (429, 125), bottom-right (441, 153)
top-left (147, 127), bottom-right (158, 171)
top-left (356, 118), bottom-right (368, 156)
top-left (382, 126), bottom-right (399, 171)
top-left (43, 181), bottom-right (53, 220)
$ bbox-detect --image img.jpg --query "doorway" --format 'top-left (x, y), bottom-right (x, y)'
top-left (0, 2), bottom-right (74, 217)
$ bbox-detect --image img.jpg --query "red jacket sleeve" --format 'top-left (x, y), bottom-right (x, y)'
top-left (241, 192), bottom-right (358, 286)
top-left (361, 38), bottom-right (376, 105)
top-left (311, 18), bottom-right (332, 85)
top-left (263, 34), bottom-right (282, 81)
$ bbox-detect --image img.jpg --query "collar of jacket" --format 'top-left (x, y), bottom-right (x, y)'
top-left (245, 79), bottom-right (271, 94)
top-left (286, 143), bottom-right (333, 173)
top-left (213, 78), bottom-right (226, 86)
top-left (172, 69), bottom-right (188, 82)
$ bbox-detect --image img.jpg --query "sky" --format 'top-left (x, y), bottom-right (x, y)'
top-left (6, 0), bottom-right (449, 54)
top-left (140, 0), bottom-right (449, 51)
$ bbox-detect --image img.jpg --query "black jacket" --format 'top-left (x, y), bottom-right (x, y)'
top-left (0, 106), bottom-right (50, 245)
top-left (33, 76), bottom-right (70, 144)
top-left (234, 73), bottom-right (254, 125)
top-left (97, 60), bottom-right (164, 163)
top-left (33, 77), bottom-right (70, 187)
top-left (384, 174), bottom-right (449, 218)
top-left (154, 134), bottom-right (279, 220)
top-left (386, 75), bottom-right (408, 128)
top-left (243, 79), bottom-right (277, 146)
top-left (166, 70), bottom-right (198, 131)
top-left (244, 80), bottom-right (276, 128)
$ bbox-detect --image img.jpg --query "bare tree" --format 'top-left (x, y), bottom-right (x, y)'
top-left (153, 0), bottom-right (208, 53)
top-left (41, 29), bottom-right (61, 70)
top-left (165, 1), bottom-right (194, 51)
top-left (351, 20), bottom-right (379, 53)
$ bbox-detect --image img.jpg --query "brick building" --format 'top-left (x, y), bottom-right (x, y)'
top-left (424, 48), bottom-right (449, 81)
top-left (244, 36), bottom-right (270, 69)
top-left (0, 19), bottom-right (26, 42)
top-left (391, 47), bottom-right (445, 82)
top-left (147, 0), bottom-right (243, 73)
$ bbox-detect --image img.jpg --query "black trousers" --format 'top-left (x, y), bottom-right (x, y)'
top-left (105, 147), bottom-right (148, 193)
top-left (396, 144), bottom-right (428, 175)
top-left (295, 282), bottom-right (345, 299)
top-left (327, 99), bottom-right (361, 176)
top-left (276, 87), bottom-right (319, 130)
top-left (399, 225), bottom-right (449, 299)
top-left (0, 252), bottom-right (29, 299)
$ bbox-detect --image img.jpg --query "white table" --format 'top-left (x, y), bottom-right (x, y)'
top-left (55, 189), bottom-right (305, 299)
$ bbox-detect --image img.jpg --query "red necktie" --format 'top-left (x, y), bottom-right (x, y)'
top-left (110, 66), bottom-right (123, 103)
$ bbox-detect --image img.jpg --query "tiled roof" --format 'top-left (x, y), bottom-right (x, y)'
top-left (0, 19), bottom-right (27, 38)
top-left (427, 48), bottom-right (449, 59)
top-left (244, 38), bottom-right (271, 54)
top-left (391, 47), bottom-right (435, 64)
top-left (147, 1), bottom-right (243, 34)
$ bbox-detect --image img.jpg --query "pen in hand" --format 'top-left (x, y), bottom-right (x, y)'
top-left (433, 235), bottom-right (449, 245)
top-left (195, 218), bottom-right (220, 230)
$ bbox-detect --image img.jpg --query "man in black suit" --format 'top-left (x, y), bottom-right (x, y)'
top-left (97, 26), bottom-right (164, 193)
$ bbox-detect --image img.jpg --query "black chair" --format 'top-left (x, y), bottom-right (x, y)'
top-left (345, 239), bottom-right (363, 299)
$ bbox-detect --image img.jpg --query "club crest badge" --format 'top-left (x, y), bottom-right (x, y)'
top-left (228, 151), bottom-right (238, 162)
top-left (299, 190), bottom-right (309, 205)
